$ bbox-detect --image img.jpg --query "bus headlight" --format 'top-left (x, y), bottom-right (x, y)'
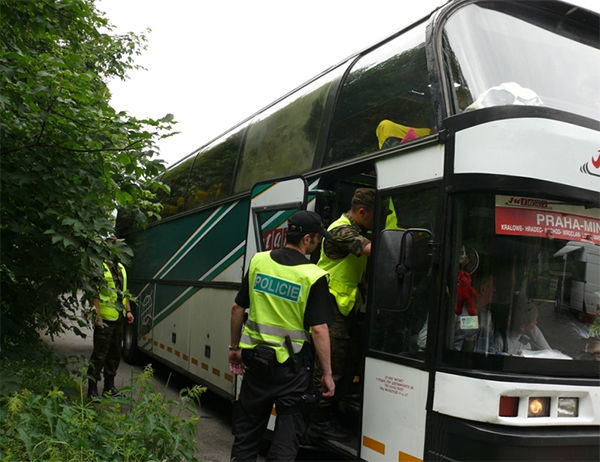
top-left (528, 397), bottom-right (550, 417)
top-left (557, 397), bottom-right (579, 418)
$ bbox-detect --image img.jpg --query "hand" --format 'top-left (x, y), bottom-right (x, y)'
top-left (126, 311), bottom-right (134, 323)
top-left (228, 349), bottom-right (244, 375)
top-left (321, 373), bottom-right (335, 398)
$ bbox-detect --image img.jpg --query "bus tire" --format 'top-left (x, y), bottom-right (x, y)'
top-left (122, 303), bottom-right (144, 365)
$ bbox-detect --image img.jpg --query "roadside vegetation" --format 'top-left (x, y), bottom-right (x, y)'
top-left (0, 340), bottom-right (205, 461)
top-left (0, 0), bottom-right (205, 459)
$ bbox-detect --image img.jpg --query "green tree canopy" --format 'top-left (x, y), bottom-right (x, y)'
top-left (0, 0), bottom-right (175, 347)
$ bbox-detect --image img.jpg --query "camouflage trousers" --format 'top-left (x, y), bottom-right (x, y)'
top-left (313, 297), bottom-right (360, 408)
top-left (88, 314), bottom-right (124, 381)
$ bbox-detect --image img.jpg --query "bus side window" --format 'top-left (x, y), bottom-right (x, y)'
top-left (233, 73), bottom-right (335, 194)
top-left (156, 156), bottom-right (195, 219)
top-left (184, 126), bottom-right (243, 212)
top-left (369, 188), bottom-right (437, 358)
top-left (325, 22), bottom-right (435, 167)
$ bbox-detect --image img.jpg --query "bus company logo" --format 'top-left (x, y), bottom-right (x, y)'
top-left (507, 197), bottom-right (549, 209)
top-left (140, 293), bottom-right (154, 327)
top-left (580, 150), bottom-right (600, 178)
top-left (263, 228), bottom-right (287, 250)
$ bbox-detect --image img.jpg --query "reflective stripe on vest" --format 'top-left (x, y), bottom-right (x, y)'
top-left (240, 251), bottom-right (328, 363)
top-left (318, 214), bottom-right (368, 316)
top-left (98, 263), bottom-right (127, 321)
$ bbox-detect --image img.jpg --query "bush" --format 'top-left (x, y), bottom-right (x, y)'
top-left (0, 343), bottom-right (205, 462)
top-left (1, 0), bottom-right (173, 347)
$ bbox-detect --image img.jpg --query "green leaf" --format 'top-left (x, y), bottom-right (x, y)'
top-left (117, 152), bottom-right (131, 166)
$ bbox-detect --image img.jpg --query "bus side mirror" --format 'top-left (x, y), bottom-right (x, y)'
top-left (373, 228), bottom-right (434, 312)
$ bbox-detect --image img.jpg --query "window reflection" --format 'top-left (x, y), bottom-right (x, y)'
top-left (447, 193), bottom-right (600, 365)
top-left (184, 127), bottom-right (243, 211)
top-left (156, 156), bottom-right (194, 218)
top-left (234, 74), bottom-right (334, 194)
top-left (327, 24), bottom-right (435, 166)
top-left (370, 188), bottom-right (437, 358)
top-left (443, 3), bottom-right (600, 119)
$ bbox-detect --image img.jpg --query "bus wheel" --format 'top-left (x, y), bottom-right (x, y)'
top-left (122, 303), bottom-right (143, 365)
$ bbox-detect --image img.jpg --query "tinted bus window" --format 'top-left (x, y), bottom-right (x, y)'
top-left (445, 193), bottom-right (600, 369)
top-left (184, 125), bottom-right (244, 212)
top-left (157, 156), bottom-right (194, 218)
top-left (326, 24), bottom-right (435, 166)
top-left (443, 3), bottom-right (600, 119)
top-left (370, 187), bottom-right (438, 358)
top-left (233, 73), bottom-right (334, 194)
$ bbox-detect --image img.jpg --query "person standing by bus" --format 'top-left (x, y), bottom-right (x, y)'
top-left (310, 188), bottom-right (374, 441)
top-left (228, 210), bottom-right (335, 462)
top-left (87, 236), bottom-right (134, 398)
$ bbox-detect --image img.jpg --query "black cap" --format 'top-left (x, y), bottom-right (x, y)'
top-left (287, 211), bottom-right (332, 240)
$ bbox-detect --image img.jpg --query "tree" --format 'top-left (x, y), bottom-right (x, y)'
top-left (0, 0), bottom-right (175, 347)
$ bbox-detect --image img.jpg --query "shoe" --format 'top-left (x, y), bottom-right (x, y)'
top-left (102, 376), bottom-right (120, 397)
top-left (308, 420), bottom-right (352, 442)
top-left (87, 379), bottom-right (100, 399)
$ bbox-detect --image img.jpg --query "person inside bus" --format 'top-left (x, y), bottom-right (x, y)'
top-left (494, 304), bottom-right (550, 355)
top-left (418, 271), bottom-right (497, 353)
top-left (310, 187), bottom-right (374, 442)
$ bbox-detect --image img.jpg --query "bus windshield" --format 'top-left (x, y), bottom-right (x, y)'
top-left (445, 193), bottom-right (600, 375)
top-left (443, 2), bottom-right (600, 120)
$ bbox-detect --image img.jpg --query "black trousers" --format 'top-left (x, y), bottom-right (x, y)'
top-left (231, 351), bottom-right (312, 462)
top-left (88, 314), bottom-right (124, 381)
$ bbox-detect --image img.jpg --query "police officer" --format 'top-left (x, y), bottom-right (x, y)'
top-left (87, 236), bottom-right (134, 398)
top-left (310, 187), bottom-right (374, 441)
top-left (229, 210), bottom-right (335, 462)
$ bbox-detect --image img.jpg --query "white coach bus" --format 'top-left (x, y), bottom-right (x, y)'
top-left (117, 1), bottom-right (600, 460)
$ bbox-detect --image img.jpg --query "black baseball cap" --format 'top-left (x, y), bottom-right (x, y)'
top-left (287, 211), bottom-right (332, 240)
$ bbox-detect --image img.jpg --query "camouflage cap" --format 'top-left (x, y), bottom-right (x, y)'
top-left (351, 187), bottom-right (375, 208)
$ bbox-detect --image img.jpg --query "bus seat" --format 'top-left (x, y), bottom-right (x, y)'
top-left (376, 119), bottom-right (431, 149)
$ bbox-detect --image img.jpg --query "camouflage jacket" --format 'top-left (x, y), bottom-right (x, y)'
top-left (322, 212), bottom-right (371, 261)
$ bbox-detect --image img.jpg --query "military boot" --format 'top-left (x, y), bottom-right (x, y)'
top-left (102, 376), bottom-right (120, 397)
top-left (87, 379), bottom-right (100, 399)
top-left (307, 405), bottom-right (352, 442)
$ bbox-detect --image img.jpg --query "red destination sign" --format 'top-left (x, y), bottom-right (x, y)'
top-left (496, 196), bottom-right (600, 245)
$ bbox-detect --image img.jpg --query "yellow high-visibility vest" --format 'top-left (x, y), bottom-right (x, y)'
top-left (98, 262), bottom-right (127, 321)
top-left (318, 215), bottom-right (368, 316)
top-left (240, 251), bottom-right (328, 363)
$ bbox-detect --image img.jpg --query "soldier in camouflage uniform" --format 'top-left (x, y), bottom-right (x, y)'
top-left (309, 188), bottom-right (374, 441)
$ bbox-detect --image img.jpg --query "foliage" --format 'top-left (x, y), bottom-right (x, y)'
top-left (590, 315), bottom-right (600, 338)
top-left (0, 343), bottom-right (205, 461)
top-left (0, 337), bottom-right (75, 400)
top-left (0, 0), bottom-right (175, 346)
